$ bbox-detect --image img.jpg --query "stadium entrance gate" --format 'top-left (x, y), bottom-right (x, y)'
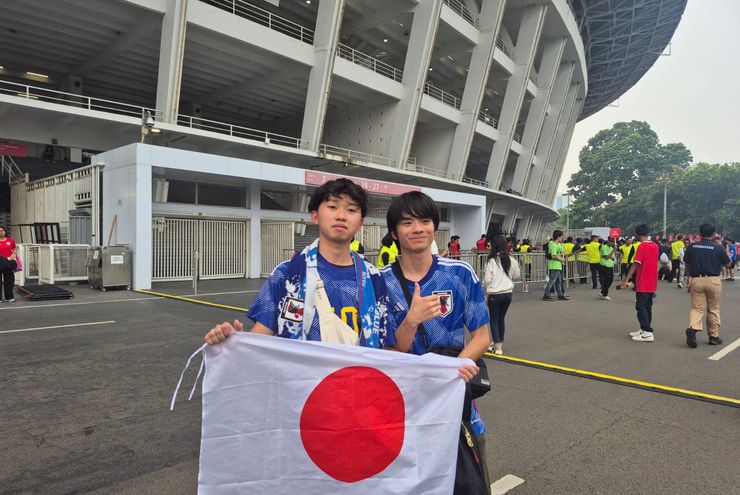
top-left (261, 221), bottom-right (295, 277)
top-left (152, 217), bottom-right (249, 281)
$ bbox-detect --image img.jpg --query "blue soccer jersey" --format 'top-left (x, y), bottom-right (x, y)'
top-left (380, 256), bottom-right (490, 354)
top-left (380, 256), bottom-right (490, 435)
top-left (248, 253), bottom-right (396, 349)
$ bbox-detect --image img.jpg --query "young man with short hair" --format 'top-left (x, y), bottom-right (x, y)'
top-left (683, 223), bottom-right (731, 348)
top-left (204, 178), bottom-right (395, 348)
top-left (585, 235), bottom-right (601, 289)
top-left (543, 230), bottom-right (569, 301)
top-left (619, 224), bottom-right (659, 342)
top-left (598, 237), bottom-right (616, 300)
top-left (379, 191), bottom-right (491, 488)
top-left (669, 235), bottom-right (685, 287)
top-left (619, 237), bottom-right (633, 280)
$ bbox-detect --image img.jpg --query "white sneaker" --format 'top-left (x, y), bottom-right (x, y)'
top-left (677, 282), bottom-right (683, 288)
top-left (629, 330), bottom-right (643, 337)
top-left (600, 295), bottom-right (612, 301)
top-left (632, 331), bottom-right (654, 342)
top-left (493, 343), bottom-right (503, 355)
top-left (8, 298), bottom-right (14, 303)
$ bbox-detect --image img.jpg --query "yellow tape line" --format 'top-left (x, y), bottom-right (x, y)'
top-left (484, 352), bottom-right (740, 406)
top-left (133, 289), bottom-right (248, 313)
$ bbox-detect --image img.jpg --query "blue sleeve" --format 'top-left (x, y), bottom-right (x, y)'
top-left (463, 269), bottom-right (490, 332)
top-left (246, 262), bottom-right (288, 333)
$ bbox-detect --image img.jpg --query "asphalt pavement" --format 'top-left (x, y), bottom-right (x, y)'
top-left (1, 277), bottom-right (738, 494)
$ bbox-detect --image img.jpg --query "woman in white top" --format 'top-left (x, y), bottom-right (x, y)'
top-left (483, 236), bottom-right (520, 355)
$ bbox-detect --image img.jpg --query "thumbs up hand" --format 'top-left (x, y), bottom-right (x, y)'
top-left (406, 283), bottom-right (442, 327)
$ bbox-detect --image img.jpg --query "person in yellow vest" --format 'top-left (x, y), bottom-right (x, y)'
top-left (519, 239), bottom-right (532, 282)
top-left (669, 235), bottom-right (685, 288)
top-left (627, 238), bottom-right (641, 288)
top-left (563, 237), bottom-right (575, 287)
top-left (377, 233), bottom-right (398, 268)
top-left (619, 237), bottom-right (633, 280)
top-left (585, 235), bottom-right (601, 289)
top-left (350, 237), bottom-right (365, 255)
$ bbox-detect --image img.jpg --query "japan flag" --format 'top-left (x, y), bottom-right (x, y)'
top-left (195, 333), bottom-right (468, 494)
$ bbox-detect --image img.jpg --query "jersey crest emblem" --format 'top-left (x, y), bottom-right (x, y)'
top-left (432, 290), bottom-right (453, 317)
top-left (281, 297), bottom-right (305, 322)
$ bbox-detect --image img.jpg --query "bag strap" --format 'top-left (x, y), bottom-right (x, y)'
top-left (390, 261), bottom-right (431, 352)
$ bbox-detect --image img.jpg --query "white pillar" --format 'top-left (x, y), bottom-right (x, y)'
top-left (537, 83), bottom-right (579, 204)
top-left (510, 37), bottom-right (567, 193)
top-left (249, 182), bottom-right (261, 279)
top-left (156, 0), bottom-right (188, 124)
top-left (446, 0), bottom-right (507, 180)
top-left (388, 0), bottom-right (444, 167)
top-left (525, 63), bottom-right (575, 198)
top-left (544, 93), bottom-right (582, 205)
top-left (484, 4), bottom-right (547, 188)
top-left (300, 0), bottom-right (346, 151)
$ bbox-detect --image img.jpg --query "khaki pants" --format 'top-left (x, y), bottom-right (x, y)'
top-left (688, 276), bottom-right (722, 337)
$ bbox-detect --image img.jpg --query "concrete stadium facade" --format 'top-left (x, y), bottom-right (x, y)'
top-left (0, 0), bottom-right (686, 285)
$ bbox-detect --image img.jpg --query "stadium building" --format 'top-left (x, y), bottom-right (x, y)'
top-left (0, 0), bottom-right (686, 288)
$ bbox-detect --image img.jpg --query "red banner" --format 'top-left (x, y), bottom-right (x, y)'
top-left (0, 142), bottom-right (28, 157)
top-left (609, 227), bottom-right (621, 239)
top-left (305, 171), bottom-right (421, 196)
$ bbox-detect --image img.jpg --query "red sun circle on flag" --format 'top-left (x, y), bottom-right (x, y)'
top-left (299, 366), bottom-right (406, 483)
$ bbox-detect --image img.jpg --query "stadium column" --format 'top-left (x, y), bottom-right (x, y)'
top-left (388, 0), bottom-right (444, 168)
top-left (535, 82), bottom-right (579, 204)
top-left (156, 0), bottom-right (188, 124)
top-left (510, 37), bottom-right (567, 193)
top-left (524, 62), bottom-right (575, 198)
top-left (249, 182), bottom-right (261, 280)
top-left (446, 0), bottom-right (507, 181)
top-left (543, 88), bottom-right (582, 205)
top-left (300, 0), bottom-right (345, 152)
top-left (484, 4), bottom-right (547, 189)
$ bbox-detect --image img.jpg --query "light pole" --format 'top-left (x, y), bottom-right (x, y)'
top-left (563, 193), bottom-right (572, 235)
top-left (659, 176), bottom-right (668, 239)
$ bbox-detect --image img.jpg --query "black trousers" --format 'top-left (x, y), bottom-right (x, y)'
top-left (635, 292), bottom-right (654, 332)
top-left (598, 265), bottom-right (614, 296)
top-left (668, 259), bottom-right (680, 282)
top-left (487, 293), bottom-right (512, 343)
top-left (620, 264), bottom-right (630, 280)
top-left (589, 263), bottom-right (600, 288)
top-left (0, 268), bottom-right (15, 300)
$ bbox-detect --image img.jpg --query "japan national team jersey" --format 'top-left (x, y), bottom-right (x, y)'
top-left (248, 254), bottom-right (396, 348)
top-left (381, 256), bottom-right (490, 355)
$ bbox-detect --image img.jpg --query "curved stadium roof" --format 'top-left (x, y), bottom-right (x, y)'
top-left (570, 0), bottom-right (688, 120)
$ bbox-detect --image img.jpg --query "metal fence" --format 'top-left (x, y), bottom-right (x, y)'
top-left (37, 244), bottom-right (90, 284)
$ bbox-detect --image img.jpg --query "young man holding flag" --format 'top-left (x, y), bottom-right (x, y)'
top-left (379, 191), bottom-right (491, 491)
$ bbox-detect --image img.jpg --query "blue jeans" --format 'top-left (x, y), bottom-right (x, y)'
top-left (544, 270), bottom-right (564, 297)
top-left (635, 292), bottom-right (655, 331)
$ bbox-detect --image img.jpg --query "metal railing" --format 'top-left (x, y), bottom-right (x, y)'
top-left (424, 82), bottom-right (462, 109)
top-left (319, 144), bottom-right (396, 168)
top-left (177, 114), bottom-right (309, 149)
top-left (1, 155), bottom-right (23, 185)
top-left (37, 244), bottom-right (90, 285)
top-left (0, 79), bottom-right (157, 119)
top-left (442, 0), bottom-right (480, 28)
top-left (410, 163), bottom-right (456, 180)
top-left (477, 110), bottom-right (499, 128)
top-left (495, 34), bottom-right (513, 58)
top-left (200, 0), bottom-right (314, 44)
top-left (337, 43), bottom-right (403, 82)
top-left (462, 176), bottom-right (491, 188)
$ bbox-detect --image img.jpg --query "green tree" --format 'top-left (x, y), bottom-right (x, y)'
top-left (567, 121), bottom-right (692, 224)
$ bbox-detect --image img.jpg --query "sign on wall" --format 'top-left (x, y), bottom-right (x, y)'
top-left (305, 171), bottom-right (421, 196)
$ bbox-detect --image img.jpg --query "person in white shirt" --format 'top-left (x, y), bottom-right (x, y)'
top-left (483, 236), bottom-right (520, 355)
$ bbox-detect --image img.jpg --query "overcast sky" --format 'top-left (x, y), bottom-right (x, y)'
top-left (557, 0), bottom-right (740, 193)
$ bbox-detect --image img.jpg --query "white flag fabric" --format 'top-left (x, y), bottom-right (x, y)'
top-left (196, 332), bottom-right (468, 494)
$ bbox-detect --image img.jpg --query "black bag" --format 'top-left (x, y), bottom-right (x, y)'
top-left (390, 262), bottom-right (491, 399)
top-left (454, 385), bottom-right (489, 495)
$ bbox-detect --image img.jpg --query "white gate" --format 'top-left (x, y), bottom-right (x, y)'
top-left (261, 222), bottom-right (294, 276)
top-left (199, 220), bottom-right (249, 280)
top-left (152, 217), bottom-right (249, 281)
top-left (358, 225), bottom-right (383, 251)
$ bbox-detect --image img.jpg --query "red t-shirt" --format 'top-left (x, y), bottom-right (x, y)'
top-left (0, 237), bottom-right (16, 259)
top-left (634, 241), bottom-right (658, 293)
top-left (476, 239), bottom-right (487, 252)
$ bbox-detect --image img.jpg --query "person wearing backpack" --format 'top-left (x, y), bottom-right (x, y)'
top-left (483, 236), bottom-right (520, 355)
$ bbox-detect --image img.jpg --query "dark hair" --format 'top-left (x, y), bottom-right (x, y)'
top-left (488, 235), bottom-right (512, 276)
top-left (552, 230), bottom-right (563, 240)
top-left (635, 224), bottom-right (649, 237)
top-left (591, 235), bottom-right (598, 241)
top-left (386, 191), bottom-right (440, 235)
top-left (307, 178), bottom-right (368, 218)
top-left (566, 236), bottom-right (573, 242)
top-left (699, 223), bottom-right (715, 238)
top-left (677, 235), bottom-right (683, 240)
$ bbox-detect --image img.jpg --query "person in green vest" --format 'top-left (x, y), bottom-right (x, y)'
top-left (350, 237), bottom-right (365, 254)
top-left (543, 230), bottom-right (569, 301)
top-left (377, 232), bottom-right (398, 268)
top-left (598, 237), bottom-right (616, 300)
